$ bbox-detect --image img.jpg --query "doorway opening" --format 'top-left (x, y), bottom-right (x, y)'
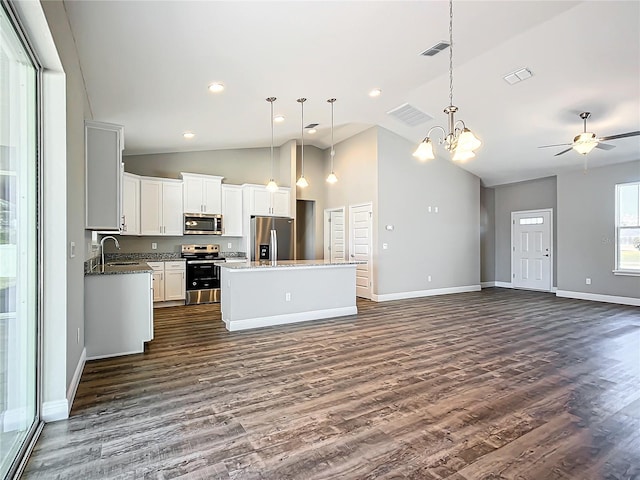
top-left (296, 199), bottom-right (316, 260)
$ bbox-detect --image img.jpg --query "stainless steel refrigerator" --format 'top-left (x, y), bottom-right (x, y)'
top-left (250, 216), bottom-right (295, 262)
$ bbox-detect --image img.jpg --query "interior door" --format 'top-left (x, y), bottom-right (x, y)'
top-left (329, 209), bottom-right (345, 262)
top-left (349, 203), bottom-right (373, 299)
top-left (512, 209), bottom-right (552, 291)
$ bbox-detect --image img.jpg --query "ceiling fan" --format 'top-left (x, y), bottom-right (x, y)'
top-left (539, 112), bottom-right (640, 156)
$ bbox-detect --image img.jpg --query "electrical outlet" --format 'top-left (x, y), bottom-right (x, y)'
top-left (585, 278), bottom-right (591, 285)
top-left (428, 275), bottom-right (432, 282)
top-left (228, 242), bottom-right (232, 249)
top-left (285, 292), bottom-right (291, 302)
top-left (76, 327), bottom-right (80, 344)
top-left (151, 242), bottom-right (157, 250)
top-left (434, 206), bottom-right (439, 213)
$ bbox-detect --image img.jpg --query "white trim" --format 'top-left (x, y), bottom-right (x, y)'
top-left (613, 270), bottom-right (640, 277)
top-left (86, 348), bottom-right (144, 361)
top-left (225, 306), bottom-right (357, 331)
top-left (495, 281), bottom-right (513, 289)
top-left (3, 407), bottom-right (28, 432)
top-left (481, 281), bottom-right (496, 288)
top-left (556, 290), bottom-right (640, 307)
top-left (41, 400), bottom-right (69, 423)
top-left (66, 348), bottom-right (85, 413)
top-left (372, 285), bottom-right (481, 302)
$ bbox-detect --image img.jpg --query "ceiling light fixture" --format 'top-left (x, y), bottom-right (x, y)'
top-left (208, 82), bottom-right (225, 93)
top-left (296, 98), bottom-right (309, 188)
top-left (183, 132), bottom-right (195, 139)
top-left (274, 115), bottom-right (285, 123)
top-left (369, 88), bottom-right (382, 98)
top-left (572, 112), bottom-right (598, 155)
top-left (266, 97), bottom-right (278, 192)
top-left (413, 0), bottom-right (481, 162)
top-left (326, 98), bottom-right (338, 184)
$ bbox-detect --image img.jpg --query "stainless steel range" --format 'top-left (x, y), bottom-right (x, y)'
top-left (181, 244), bottom-right (225, 305)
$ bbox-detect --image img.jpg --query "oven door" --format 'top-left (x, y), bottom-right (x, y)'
top-left (185, 261), bottom-right (221, 291)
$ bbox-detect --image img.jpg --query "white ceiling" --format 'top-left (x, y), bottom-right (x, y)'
top-left (63, 0), bottom-right (640, 186)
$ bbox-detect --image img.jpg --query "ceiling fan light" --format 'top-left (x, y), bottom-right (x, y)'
top-left (413, 138), bottom-right (435, 161)
top-left (326, 172), bottom-right (338, 184)
top-left (452, 147), bottom-right (475, 162)
top-left (572, 132), bottom-right (598, 155)
top-left (457, 128), bottom-right (481, 151)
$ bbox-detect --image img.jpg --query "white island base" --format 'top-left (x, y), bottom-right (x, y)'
top-left (220, 261), bottom-right (358, 331)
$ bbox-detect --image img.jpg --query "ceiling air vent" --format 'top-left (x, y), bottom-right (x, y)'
top-left (305, 123), bottom-right (318, 129)
top-left (420, 41), bottom-right (450, 57)
top-left (387, 103), bottom-right (433, 127)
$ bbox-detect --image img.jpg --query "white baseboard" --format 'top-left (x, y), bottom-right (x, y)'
top-left (481, 281), bottom-right (496, 288)
top-left (556, 290), bottom-right (640, 307)
top-left (225, 306), bottom-right (357, 331)
top-left (66, 347), bottom-right (86, 414)
top-left (372, 285), bottom-right (481, 302)
top-left (41, 399), bottom-right (69, 422)
top-left (2, 407), bottom-right (27, 432)
top-left (494, 281), bottom-right (513, 289)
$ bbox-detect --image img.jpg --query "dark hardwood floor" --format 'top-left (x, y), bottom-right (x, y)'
top-left (22, 288), bottom-right (640, 479)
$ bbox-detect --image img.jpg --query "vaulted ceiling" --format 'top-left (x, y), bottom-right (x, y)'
top-left (63, 0), bottom-right (640, 186)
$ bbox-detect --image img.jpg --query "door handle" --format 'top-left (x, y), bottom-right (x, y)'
top-left (543, 254), bottom-right (549, 257)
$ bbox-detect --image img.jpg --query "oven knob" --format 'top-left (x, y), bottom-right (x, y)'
top-left (192, 282), bottom-right (197, 286)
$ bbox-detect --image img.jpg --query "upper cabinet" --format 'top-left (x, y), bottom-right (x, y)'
top-left (140, 177), bottom-right (183, 236)
top-left (243, 185), bottom-right (291, 217)
top-left (85, 121), bottom-right (124, 230)
top-left (221, 184), bottom-right (243, 237)
top-left (181, 173), bottom-right (223, 214)
top-left (121, 173), bottom-right (140, 235)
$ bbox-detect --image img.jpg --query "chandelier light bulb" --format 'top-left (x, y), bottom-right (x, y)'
top-left (413, 139), bottom-right (435, 161)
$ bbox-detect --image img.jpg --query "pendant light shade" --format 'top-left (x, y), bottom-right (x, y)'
top-left (326, 98), bottom-right (338, 184)
top-left (265, 97), bottom-right (278, 192)
top-left (413, 138), bottom-right (435, 161)
top-left (296, 98), bottom-right (309, 188)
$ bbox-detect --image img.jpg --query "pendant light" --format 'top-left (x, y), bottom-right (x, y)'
top-left (326, 98), bottom-right (338, 184)
top-left (413, 0), bottom-right (481, 162)
top-left (296, 98), bottom-right (309, 188)
top-left (265, 97), bottom-right (278, 192)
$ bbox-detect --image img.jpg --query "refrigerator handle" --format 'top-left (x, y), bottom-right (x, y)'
top-left (270, 229), bottom-right (277, 265)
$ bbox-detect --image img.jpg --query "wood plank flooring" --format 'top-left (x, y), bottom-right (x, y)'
top-left (22, 288), bottom-right (640, 479)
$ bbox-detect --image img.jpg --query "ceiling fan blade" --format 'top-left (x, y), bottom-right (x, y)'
top-left (598, 131), bottom-right (640, 141)
top-left (554, 148), bottom-right (573, 156)
top-left (595, 143), bottom-right (615, 151)
top-left (538, 143), bottom-right (572, 149)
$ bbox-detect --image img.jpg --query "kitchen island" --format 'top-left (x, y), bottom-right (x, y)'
top-left (219, 260), bottom-right (360, 331)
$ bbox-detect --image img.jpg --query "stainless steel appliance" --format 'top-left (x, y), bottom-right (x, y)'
top-left (181, 244), bottom-right (225, 304)
top-left (184, 213), bottom-right (223, 235)
top-left (250, 216), bottom-right (295, 262)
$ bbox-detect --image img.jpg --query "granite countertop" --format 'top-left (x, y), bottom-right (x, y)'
top-left (86, 262), bottom-right (154, 276)
top-left (220, 259), bottom-right (363, 270)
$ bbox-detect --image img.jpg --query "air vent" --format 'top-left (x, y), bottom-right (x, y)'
top-left (421, 41), bottom-right (450, 57)
top-left (503, 67), bottom-right (533, 85)
top-left (387, 103), bottom-right (433, 127)
top-left (305, 123), bottom-right (318, 129)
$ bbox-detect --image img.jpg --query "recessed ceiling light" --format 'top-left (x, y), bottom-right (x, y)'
top-left (183, 132), bottom-right (195, 139)
top-left (208, 82), bottom-right (225, 93)
top-left (307, 128), bottom-right (317, 134)
top-left (369, 88), bottom-right (382, 97)
top-left (274, 115), bottom-right (285, 123)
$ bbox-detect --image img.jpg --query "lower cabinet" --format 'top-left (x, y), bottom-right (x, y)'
top-left (148, 260), bottom-right (186, 303)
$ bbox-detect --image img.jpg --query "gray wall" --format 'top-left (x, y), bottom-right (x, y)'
top-left (480, 186), bottom-right (496, 283)
top-left (493, 176), bottom-right (557, 284)
top-left (42, 0), bottom-right (91, 389)
top-left (376, 127), bottom-right (480, 294)
top-left (557, 160), bottom-right (640, 298)
top-left (296, 145), bottom-right (326, 259)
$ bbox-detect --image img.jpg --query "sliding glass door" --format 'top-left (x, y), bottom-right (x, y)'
top-left (0, 3), bottom-right (39, 478)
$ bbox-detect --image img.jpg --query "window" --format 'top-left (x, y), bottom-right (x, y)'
top-left (616, 182), bottom-right (640, 272)
top-left (519, 216), bottom-right (544, 225)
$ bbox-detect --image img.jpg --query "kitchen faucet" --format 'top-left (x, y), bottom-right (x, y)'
top-left (100, 235), bottom-right (120, 267)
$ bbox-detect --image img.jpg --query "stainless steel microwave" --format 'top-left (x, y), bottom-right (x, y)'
top-left (184, 213), bottom-right (223, 235)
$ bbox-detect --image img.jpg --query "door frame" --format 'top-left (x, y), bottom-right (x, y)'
top-left (323, 206), bottom-right (345, 261)
top-left (510, 208), bottom-right (553, 291)
top-left (349, 202), bottom-right (373, 299)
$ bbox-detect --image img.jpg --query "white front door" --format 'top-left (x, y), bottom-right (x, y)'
top-left (349, 203), bottom-right (373, 299)
top-left (512, 209), bottom-right (552, 291)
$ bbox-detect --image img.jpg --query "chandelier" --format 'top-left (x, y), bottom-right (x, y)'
top-left (413, 0), bottom-right (481, 162)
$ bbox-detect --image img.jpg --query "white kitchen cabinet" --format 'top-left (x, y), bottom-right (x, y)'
top-left (221, 184), bottom-right (243, 236)
top-left (85, 271), bottom-right (153, 359)
top-left (243, 184), bottom-right (291, 217)
top-left (140, 177), bottom-right (183, 236)
top-left (181, 172), bottom-right (223, 214)
top-left (121, 173), bottom-right (140, 235)
top-left (85, 120), bottom-right (124, 230)
top-left (148, 261), bottom-right (185, 302)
